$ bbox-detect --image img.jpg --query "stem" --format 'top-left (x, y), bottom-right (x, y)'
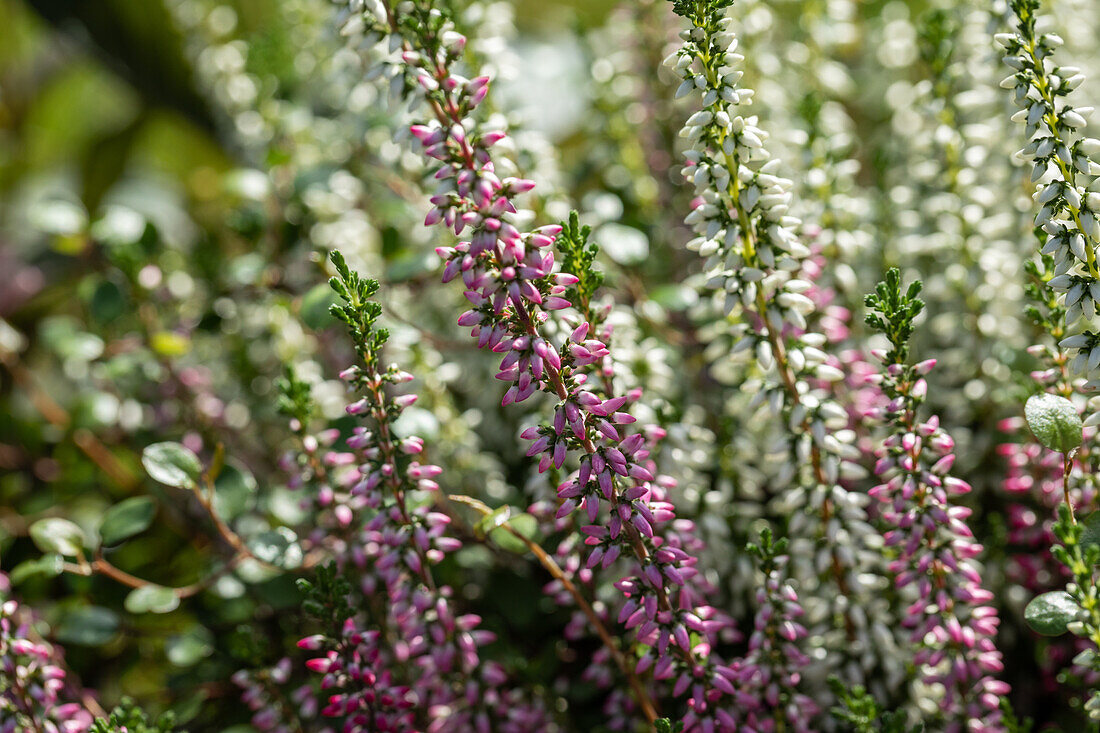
top-left (511, 526), bottom-right (658, 724)
top-left (1064, 450), bottom-right (1078, 524)
top-left (448, 494), bottom-right (659, 724)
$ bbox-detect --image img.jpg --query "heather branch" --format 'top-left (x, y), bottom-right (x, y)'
top-left (866, 269), bottom-right (1008, 728)
top-left (340, 0), bottom-right (737, 726)
top-left (665, 0), bottom-right (894, 692)
top-left (999, 0), bottom-right (1100, 390)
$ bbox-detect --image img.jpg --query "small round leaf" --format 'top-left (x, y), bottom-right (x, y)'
top-left (300, 283), bottom-right (338, 330)
top-left (29, 518), bottom-right (85, 557)
top-left (9, 554), bottom-right (64, 585)
top-left (124, 585), bottom-right (180, 614)
top-left (56, 606), bottom-right (120, 646)
top-left (99, 496), bottom-right (157, 546)
top-left (1025, 590), bottom-right (1078, 636)
top-left (248, 528), bottom-right (301, 568)
top-left (166, 626), bottom-right (214, 667)
top-left (213, 461), bottom-right (257, 520)
top-left (1025, 393), bottom-right (1083, 453)
top-left (142, 442), bottom-right (202, 489)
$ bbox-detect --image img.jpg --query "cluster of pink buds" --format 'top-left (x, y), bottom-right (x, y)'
top-left (1, 576), bottom-right (92, 733)
top-left (234, 658), bottom-right (318, 732)
top-left (870, 355), bottom-right (1008, 730)
top-left (240, 254), bottom-right (555, 731)
top-left (729, 539), bottom-right (816, 733)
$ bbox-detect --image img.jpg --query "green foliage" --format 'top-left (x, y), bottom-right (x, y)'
top-left (1024, 393), bottom-right (1083, 453)
top-left (328, 249), bottom-right (387, 368)
top-left (212, 461), bottom-right (258, 521)
top-left (1042, 504), bottom-right (1100, 717)
top-left (1081, 512), bottom-right (1100, 552)
top-left (669, 0), bottom-right (733, 19)
top-left (91, 698), bottom-right (179, 733)
top-left (654, 719), bottom-right (684, 733)
top-left (916, 8), bottom-right (960, 81)
top-left (472, 505), bottom-right (542, 555)
top-left (124, 585), bottom-right (180, 615)
top-left (98, 496), bottom-right (158, 546)
top-left (56, 606), bottom-right (120, 646)
top-left (276, 364), bottom-right (315, 427)
top-left (142, 442), bottom-right (203, 490)
top-left (297, 563), bottom-right (351, 628)
top-left (827, 677), bottom-right (923, 732)
top-left (556, 210), bottom-right (605, 313)
top-left (29, 518), bottom-right (85, 557)
top-left (864, 267), bottom-right (925, 364)
top-left (1024, 590), bottom-right (1079, 636)
top-left (9, 554), bottom-right (64, 585)
top-left (745, 525), bottom-right (786, 565)
top-left (1000, 698), bottom-right (1034, 733)
top-left (1023, 254), bottom-right (1067, 341)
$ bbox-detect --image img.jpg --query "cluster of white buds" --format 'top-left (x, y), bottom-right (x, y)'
top-left (666, 0), bottom-right (900, 698)
top-left (999, 0), bottom-right (1100, 389)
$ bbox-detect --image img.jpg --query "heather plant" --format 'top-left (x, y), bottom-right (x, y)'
top-left (9, 0), bottom-right (1100, 729)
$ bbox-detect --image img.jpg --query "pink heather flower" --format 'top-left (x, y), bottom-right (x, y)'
top-left (726, 551), bottom-right (817, 733)
top-left (872, 359), bottom-right (1007, 730)
top-left (371, 9), bottom-right (737, 728)
top-left (252, 275), bottom-right (554, 731)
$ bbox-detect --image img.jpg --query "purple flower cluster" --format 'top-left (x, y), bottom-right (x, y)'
top-left (285, 358), bottom-right (553, 732)
top-left (235, 657), bottom-right (317, 733)
top-left (870, 357), bottom-right (1008, 731)
top-left (1, 576), bottom-right (92, 733)
top-left (731, 550), bottom-right (816, 733)
top-left (372, 8), bottom-right (743, 727)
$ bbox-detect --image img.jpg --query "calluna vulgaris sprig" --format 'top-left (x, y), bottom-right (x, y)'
top-left (999, 0), bottom-right (1100, 389)
top-left (336, 1), bottom-right (740, 728)
top-left (735, 529), bottom-right (816, 731)
top-left (865, 269), bottom-right (1008, 731)
top-left (284, 251), bottom-right (554, 731)
top-left (665, 0), bottom-right (895, 691)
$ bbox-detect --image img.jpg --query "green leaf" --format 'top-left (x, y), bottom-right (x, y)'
top-left (124, 585), bottom-right (180, 614)
top-left (300, 282), bottom-right (338, 330)
top-left (166, 625), bottom-right (214, 667)
top-left (99, 496), bottom-right (158, 546)
top-left (213, 461), bottom-right (257, 520)
top-left (1024, 590), bottom-right (1078, 636)
top-left (248, 528), bottom-right (301, 568)
top-left (1025, 393), bottom-right (1083, 453)
top-left (1082, 512), bottom-right (1100, 552)
top-left (89, 279), bottom-right (127, 323)
top-left (29, 518), bottom-right (85, 557)
top-left (474, 506), bottom-right (511, 539)
top-left (489, 513), bottom-right (540, 554)
top-left (142, 442), bottom-right (202, 489)
top-left (9, 554), bottom-right (64, 585)
top-left (56, 606), bottom-right (120, 646)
